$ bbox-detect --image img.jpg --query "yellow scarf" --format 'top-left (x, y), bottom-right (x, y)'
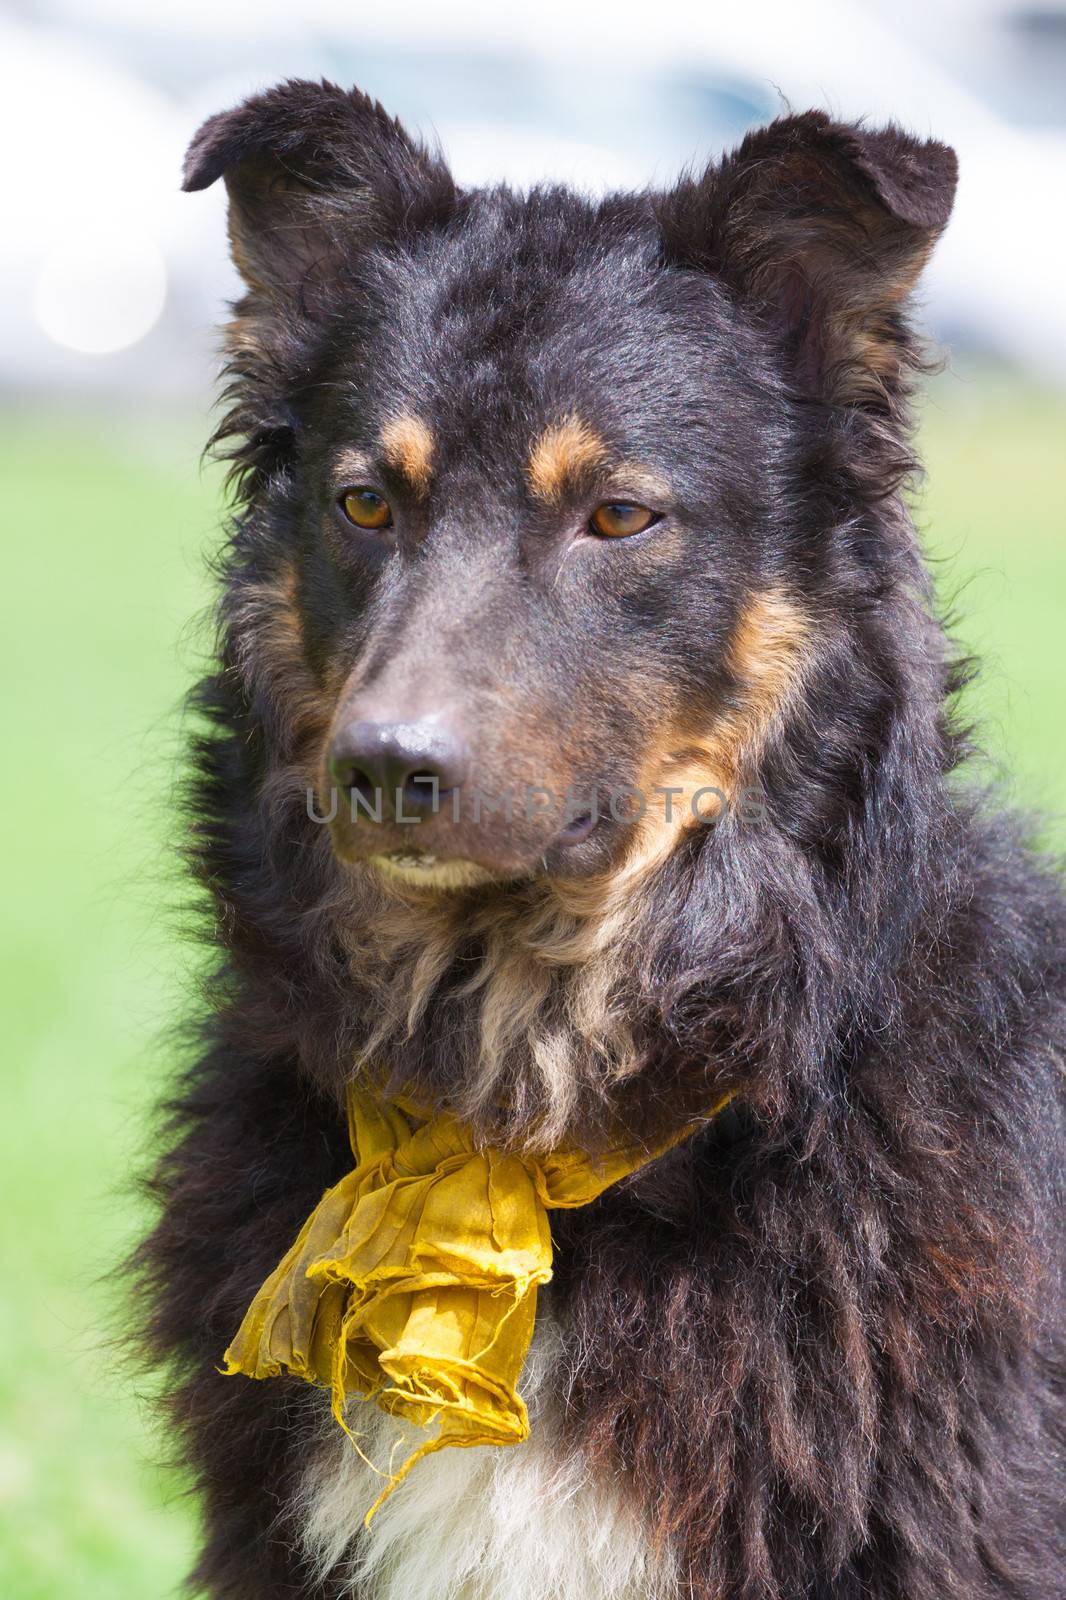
top-left (222, 1085), bottom-right (734, 1521)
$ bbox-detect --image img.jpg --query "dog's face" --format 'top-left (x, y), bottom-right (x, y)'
top-left (275, 207), bottom-right (794, 891)
top-left (186, 85), bottom-right (956, 896)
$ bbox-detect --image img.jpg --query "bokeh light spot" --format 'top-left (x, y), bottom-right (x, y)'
top-left (33, 226), bottom-right (167, 356)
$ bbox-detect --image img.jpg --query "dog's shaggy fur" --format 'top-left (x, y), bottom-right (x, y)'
top-left (138, 82), bottom-right (1066, 1599)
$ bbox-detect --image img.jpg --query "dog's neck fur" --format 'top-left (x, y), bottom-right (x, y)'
top-left (337, 869), bottom-right (652, 1149)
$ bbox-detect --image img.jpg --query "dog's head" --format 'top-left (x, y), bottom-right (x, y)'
top-left (186, 83), bottom-right (956, 904)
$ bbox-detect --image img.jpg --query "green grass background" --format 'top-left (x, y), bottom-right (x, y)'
top-left (1, 371), bottom-right (1064, 1596)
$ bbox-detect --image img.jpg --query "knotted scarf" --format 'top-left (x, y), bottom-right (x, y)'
top-left (222, 1084), bottom-right (734, 1520)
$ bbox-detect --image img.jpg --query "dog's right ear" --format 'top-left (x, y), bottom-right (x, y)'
top-left (183, 79), bottom-right (456, 308)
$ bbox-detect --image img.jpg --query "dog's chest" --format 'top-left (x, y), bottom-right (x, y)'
top-left (298, 1312), bottom-right (678, 1600)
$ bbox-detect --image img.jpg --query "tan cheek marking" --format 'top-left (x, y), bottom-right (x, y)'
top-left (527, 416), bottom-right (609, 506)
top-left (545, 592), bottom-right (812, 946)
top-left (724, 589), bottom-right (812, 757)
top-left (381, 414), bottom-right (435, 496)
top-left (236, 560), bottom-right (303, 692)
top-left (235, 561), bottom-right (340, 799)
top-left (614, 590), bottom-right (812, 882)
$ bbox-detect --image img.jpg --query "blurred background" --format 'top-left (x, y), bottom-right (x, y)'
top-left (1, 1), bottom-right (1064, 1594)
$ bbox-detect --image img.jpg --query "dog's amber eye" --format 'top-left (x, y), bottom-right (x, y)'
top-left (589, 502), bottom-right (656, 539)
top-left (340, 488), bottom-right (392, 530)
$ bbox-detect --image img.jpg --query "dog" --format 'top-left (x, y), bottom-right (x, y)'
top-left (138, 80), bottom-right (1066, 1599)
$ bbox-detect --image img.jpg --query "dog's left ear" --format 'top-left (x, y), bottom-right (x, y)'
top-left (183, 79), bottom-right (456, 311)
top-left (657, 111), bottom-right (958, 405)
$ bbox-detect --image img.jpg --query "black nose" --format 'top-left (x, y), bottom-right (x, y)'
top-left (328, 718), bottom-right (469, 820)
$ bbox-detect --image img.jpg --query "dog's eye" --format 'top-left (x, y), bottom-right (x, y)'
top-left (589, 502), bottom-right (657, 539)
top-left (340, 488), bottom-right (393, 530)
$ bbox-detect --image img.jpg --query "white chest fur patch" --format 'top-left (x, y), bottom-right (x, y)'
top-left (297, 1309), bottom-right (679, 1600)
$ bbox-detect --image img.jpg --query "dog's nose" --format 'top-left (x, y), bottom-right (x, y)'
top-left (329, 718), bottom-right (470, 818)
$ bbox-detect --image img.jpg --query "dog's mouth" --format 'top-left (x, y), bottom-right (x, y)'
top-left (381, 847), bottom-right (439, 871)
top-left (362, 809), bottom-right (606, 892)
top-left (369, 848), bottom-right (510, 892)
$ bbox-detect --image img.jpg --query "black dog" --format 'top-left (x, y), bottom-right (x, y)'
top-left (140, 81), bottom-right (1066, 1599)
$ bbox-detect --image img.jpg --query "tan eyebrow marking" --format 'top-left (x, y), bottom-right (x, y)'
top-left (381, 413), bottom-right (434, 496)
top-left (527, 416), bottom-right (609, 505)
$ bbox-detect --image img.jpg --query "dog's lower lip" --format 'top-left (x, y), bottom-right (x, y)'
top-left (556, 811), bottom-right (598, 847)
